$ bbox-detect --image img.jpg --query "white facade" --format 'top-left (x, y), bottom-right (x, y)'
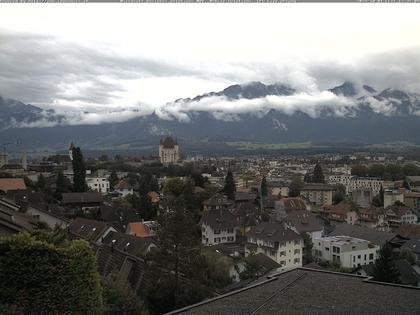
top-left (86, 177), bottom-right (110, 194)
top-left (313, 236), bottom-right (379, 269)
top-left (201, 223), bottom-right (237, 246)
top-left (328, 175), bottom-right (383, 195)
top-left (246, 237), bottom-right (303, 269)
top-left (384, 190), bottom-right (404, 208)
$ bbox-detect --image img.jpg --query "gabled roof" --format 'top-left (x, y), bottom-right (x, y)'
top-left (327, 202), bottom-right (353, 215)
top-left (98, 205), bottom-right (141, 232)
top-left (201, 208), bottom-right (237, 230)
top-left (385, 205), bottom-right (412, 217)
top-left (234, 192), bottom-right (256, 202)
top-left (114, 180), bottom-right (132, 191)
top-left (0, 178), bottom-right (26, 192)
top-left (285, 210), bottom-right (323, 234)
top-left (101, 231), bottom-right (157, 257)
top-left (327, 223), bottom-right (395, 247)
top-left (68, 217), bottom-right (112, 242)
top-left (278, 198), bottom-right (307, 212)
top-left (396, 224), bottom-right (420, 239)
top-left (203, 194), bottom-right (233, 207)
top-left (246, 222), bottom-right (301, 243)
top-left (62, 192), bottom-right (103, 204)
top-left (0, 198), bottom-right (37, 233)
top-left (128, 221), bottom-right (154, 238)
top-left (301, 183), bottom-right (335, 191)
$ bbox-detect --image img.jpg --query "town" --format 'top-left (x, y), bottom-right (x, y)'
top-left (1, 136), bottom-right (420, 314)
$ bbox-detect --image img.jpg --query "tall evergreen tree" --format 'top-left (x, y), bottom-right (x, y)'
top-left (37, 173), bottom-right (45, 191)
top-left (261, 176), bottom-right (268, 197)
top-left (54, 170), bottom-right (68, 200)
top-left (223, 170), bottom-right (236, 200)
top-left (289, 176), bottom-right (304, 197)
top-left (72, 147), bottom-right (88, 192)
top-left (108, 170), bottom-right (119, 189)
top-left (312, 163), bottom-right (325, 183)
top-left (372, 242), bottom-right (400, 284)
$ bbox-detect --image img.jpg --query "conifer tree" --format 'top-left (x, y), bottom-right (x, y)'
top-left (223, 170), bottom-right (236, 200)
top-left (261, 176), bottom-right (268, 197)
top-left (72, 147), bottom-right (88, 192)
top-left (312, 163), bottom-right (325, 183)
top-left (372, 242), bottom-right (400, 284)
top-left (54, 170), bottom-right (68, 200)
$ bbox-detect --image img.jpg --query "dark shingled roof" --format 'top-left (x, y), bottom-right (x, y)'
top-left (247, 222), bottom-right (302, 243)
top-left (68, 217), bottom-right (112, 242)
top-left (397, 224), bottom-right (420, 239)
top-left (301, 183), bottom-right (335, 191)
top-left (201, 208), bottom-right (237, 230)
top-left (285, 210), bottom-right (323, 234)
top-left (169, 268), bottom-right (420, 315)
top-left (62, 192), bottom-right (103, 204)
top-left (101, 231), bottom-right (157, 257)
top-left (327, 223), bottom-right (396, 247)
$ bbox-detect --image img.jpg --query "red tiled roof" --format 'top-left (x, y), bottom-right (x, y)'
top-left (0, 178), bottom-right (26, 192)
top-left (128, 222), bottom-right (153, 238)
top-left (114, 180), bottom-right (131, 190)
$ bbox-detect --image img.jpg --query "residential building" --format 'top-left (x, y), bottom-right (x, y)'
top-left (62, 192), bottom-right (103, 212)
top-left (201, 208), bottom-right (238, 246)
top-left (328, 175), bottom-right (383, 195)
top-left (202, 193), bottom-right (233, 211)
top-left (351, 189), bottom-right (373, 208)
top-left (159, 136), bottom-right (180, 164)
top-left (113, 180), bottom-right (133, 197)
top-left (322, 202), bottom-right (358, 225)
top-left (313, 235), bottom-right (379, 268)
top-left (68, 217), bottom-right (116, 245)
top-left (385, 205), bottom-right (418, 228)
top-left (273, 197), bottom-right (307, 221)
top-left (245, 222), bottom-right (303, 269)
top-left (327, 223), bottom-right (396, 247)
top-left (358, 207), bottom-right (387, 230)
top-left (407, 176), bottom-right (420, 191)
top-left (126, 221), bottom-right (156, 238)
top-left (404, 192), bottom-right (420, 210)
top-left (86, 176), bottom-right (110, 194)
top-left (300, 183), bottom-right (335, 206)
top-left (384, 189), bottom-right (405, 208)
top-left (284, 210), bottom-right (323, 240)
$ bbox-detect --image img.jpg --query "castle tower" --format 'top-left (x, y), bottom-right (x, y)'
top-left (159, 136), bottom-right (179, 164)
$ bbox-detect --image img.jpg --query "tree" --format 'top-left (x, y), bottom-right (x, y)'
top-left (108, 170), bottom-right (119, 189)
top-left (54, 170), bottom-right (68, 200)
top-left (163, 178), bottom-right (184, 198)
top-left (102, 272), bottom-right (144, 315)
top-left (240, 254), bottom-right (265, 280)
top-left (312, 163), bottom-right (325, 183)
top-left (399, 247), bottom-right (416, 264)
top-left (37, 173), bottom-right (45, 191)
top-left (289, 176), bottom-right (303, 197)
top-left (333, 183), bottom-right (346, 205)
top-left (144, 202), bottom-right (210, 314)
top-left (372, 242), bottom-right (400, 284)
top-left (261, 176), bottom-right (268, 197)
top-left (223, 170), bottom-right (236, 200)
top-left (351, 165), bottom-right (368, 177)
top-left (0, 231), bottom-right (103, 314)
top-left (72, 146), bottom-right (88, 192)
top-left (302, 233), bottom-right (313, 264)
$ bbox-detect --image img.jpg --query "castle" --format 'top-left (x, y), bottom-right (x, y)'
top-left (159, 137), bottom-right (179, 164)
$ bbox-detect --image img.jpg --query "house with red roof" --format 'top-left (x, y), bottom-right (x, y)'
top-left (113, 179), bottom-right (133, 197)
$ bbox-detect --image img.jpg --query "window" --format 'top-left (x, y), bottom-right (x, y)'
top-left (280, 251), bottom-right (286, 256)
top-left (214, 229), bottom-right (221, 234)
top-left (294, 258), bottom-right (300, 264)
top-left (294, 240), bottom-right (300, 245)
top-left (325, 247), bottom-right (330, 251)
top-left (294, 249), bottom-right (300, 255)
top-left (214, 238), bottom-right (220, 243)
top-left (227, 228), bottom-right (233, 233)
top-left (357, 255), bottom-right (361, 259)
top-left (369, 253), bottom-right (374, 260)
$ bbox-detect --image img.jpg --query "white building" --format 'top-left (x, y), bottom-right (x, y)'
top-left (86, 177), bottom-right (110, 194)
top-left (328, 175), bottom-right (383, 196)
top-left (159, 136), bottom-right (180, 164)
top-left (313, 236), bottom-right (379, 269)
top-left (113, 180), bottom-right (133, 198)
top-left (245, 222), bottom-right (303, 269)
top-left (384, 190), bottom-right (405, 208)
top-left (300, 183), bottom-right (335, 206)
top-left (201, 208), bottom-right (238, 246)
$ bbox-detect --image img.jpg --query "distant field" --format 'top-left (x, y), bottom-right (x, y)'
top-left (224, 141), bottom-right (316, 150)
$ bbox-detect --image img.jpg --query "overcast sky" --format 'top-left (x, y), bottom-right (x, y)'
top-left (1, 4), bottom-right (420, 124)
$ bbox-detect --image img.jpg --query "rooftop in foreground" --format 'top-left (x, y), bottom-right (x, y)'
top-left (168, 268), bottom-right (420, 315)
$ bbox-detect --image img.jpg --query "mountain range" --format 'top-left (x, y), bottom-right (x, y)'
top-left (1, 81), bottom-right (420, 155)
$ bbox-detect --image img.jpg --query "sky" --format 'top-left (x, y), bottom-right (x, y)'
top-left (1, 4), bottom-right (420, 125)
